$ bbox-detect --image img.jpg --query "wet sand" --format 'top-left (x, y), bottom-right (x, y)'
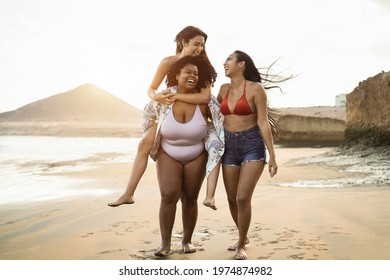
top-left (1, 146), bottom-right (390, 260)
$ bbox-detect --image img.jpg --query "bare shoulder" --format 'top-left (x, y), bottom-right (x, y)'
top-left (218, 83), bottom-right (231, 97)
top-left (247, 81), bottom-right (265, 91)
top-left (215, 83), bottom-right (230, 103)
top-left (247, 81), bottom-right (266, 98)
top-left (159, 55), bottom-right (176, 68)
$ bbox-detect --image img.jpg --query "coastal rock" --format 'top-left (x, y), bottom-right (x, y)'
top-left (275, 106), bottom-right (346, 145)
top-left (345, 71), bottom-right (390, 146)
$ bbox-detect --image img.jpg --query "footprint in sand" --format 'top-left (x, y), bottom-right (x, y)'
top-left (288, 253), bottom-right (305, 260)
top-left (81, 232), bottom-right (94, 238)
top-left (110, 221), bottom-right (125, 228)
top-left (216, 228), bottom-right (228, 234)
top-left (320, 226), bottom-right (351, 236)
top-left (259, 228), bottom-right (329, 260)
top-left (139, 249), bottom-right (167, 259)
top-left (257, 251), bottom-right (276, 260)
top-left (196, 227), bottom-right (214, 241)
top-left (128, 254), bottom-right (146, 260)
top-left (326, 231), bottom-right (351, 235)
top-left (98, 249), bottom-right (124, 255)
top-left (124, 227), bottom-right (133, 233)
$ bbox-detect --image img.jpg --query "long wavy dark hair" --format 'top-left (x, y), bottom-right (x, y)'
top-left (166, 55), bottom-right (217, 92)
top-left (172, 26), bottom-right (217, 86)
top-left (234, 50), bottom-right (293, 137)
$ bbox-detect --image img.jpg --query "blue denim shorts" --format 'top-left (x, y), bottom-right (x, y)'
top-left (222, 126), bottom-right (266, 167)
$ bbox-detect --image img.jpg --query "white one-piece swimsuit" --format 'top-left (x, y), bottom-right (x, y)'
top-left (160, 105), bottom-right (207, 164)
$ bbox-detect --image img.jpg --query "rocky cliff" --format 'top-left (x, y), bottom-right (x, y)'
top-left (275, 106), bottom-right (346, 146)
top-left (345, 71), bottom-right (390, 146)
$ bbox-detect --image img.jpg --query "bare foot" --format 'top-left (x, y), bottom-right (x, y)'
top-left (182, 243), bottom-right (196, 254)
top-left (227, 238), bottom-right (249, 251)
top-left (235, 247), bottom-right (248, 260)
top-left (154, 245), bottom-right (170, 257)
top-left (108, 194), bottom-right (134, 207)
top-left (203, 198), bottom-right (217, 210)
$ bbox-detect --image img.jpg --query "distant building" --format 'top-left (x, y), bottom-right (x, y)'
top-left (335, 94), bottom-right (347, 107)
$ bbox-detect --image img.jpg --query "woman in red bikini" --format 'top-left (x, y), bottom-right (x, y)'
top-left (217, 50), bottom-right (281, 260)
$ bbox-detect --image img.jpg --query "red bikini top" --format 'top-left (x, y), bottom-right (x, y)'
top-left (220, 81), bottom-right (253, 115)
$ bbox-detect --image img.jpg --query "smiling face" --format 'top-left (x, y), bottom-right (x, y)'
top-left (176, 63), bottom-right (199, 93)
top-left (182, 35), bottom-right (205, 56)
top-left (223, 52), bottom-right (242, 77)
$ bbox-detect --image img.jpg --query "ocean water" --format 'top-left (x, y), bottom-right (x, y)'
top-left (0, 136), bottom-right (140, 206)
top-left (1, 136), bottom-right (389, 207)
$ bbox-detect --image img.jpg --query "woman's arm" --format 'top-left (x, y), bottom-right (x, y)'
top-left (172, 86), bottom-right (211, 104)
top-left (252, 83), bottom-right (278, 177)
top-left (217, 84), bottom-right (229, 103)
top-left (147, 57), bottom-right (175, 104)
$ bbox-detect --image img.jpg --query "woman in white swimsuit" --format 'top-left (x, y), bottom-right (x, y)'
top-left (108, 26), bottom-right (221, 210)
top-left (150, 55), bottom-right (223, 257)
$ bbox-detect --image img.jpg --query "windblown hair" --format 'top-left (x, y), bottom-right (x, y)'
top-left (166, 55), bottom-right (217, 92)
top-left (233, 50), bottom-right (293, 137)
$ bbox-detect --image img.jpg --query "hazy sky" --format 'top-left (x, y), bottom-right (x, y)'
top-left (1, 0), bottom-right (389, 113)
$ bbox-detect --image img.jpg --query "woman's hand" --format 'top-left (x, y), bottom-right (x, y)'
top-left (268, 156), bottom-right (278, 177)
top-left (154, 89), bottom-right (175, 105)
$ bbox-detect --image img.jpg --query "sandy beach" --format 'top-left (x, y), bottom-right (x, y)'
top-left (1, 145), bottom-right (390, 260)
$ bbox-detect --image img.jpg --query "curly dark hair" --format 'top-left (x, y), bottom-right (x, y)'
top-left (166, 55), bottom-right (217, 92)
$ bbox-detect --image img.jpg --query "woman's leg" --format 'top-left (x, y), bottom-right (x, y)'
top-left (155, 148), bottom-right (183, 256)
top-left (108, 125), bottom-right (157, 207)
top-left (203, 126), bottom-right (223, 211)
top-left (234, 161), bottom-right (264, 260)
top-left (181, 150), bottom-right (207, 253)
top-left (222, 164), bottom-right (242, 246)
top-left (203, 159), bottom-right (221, 210)
top-left (222, 165), bottom-right (240, 224)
